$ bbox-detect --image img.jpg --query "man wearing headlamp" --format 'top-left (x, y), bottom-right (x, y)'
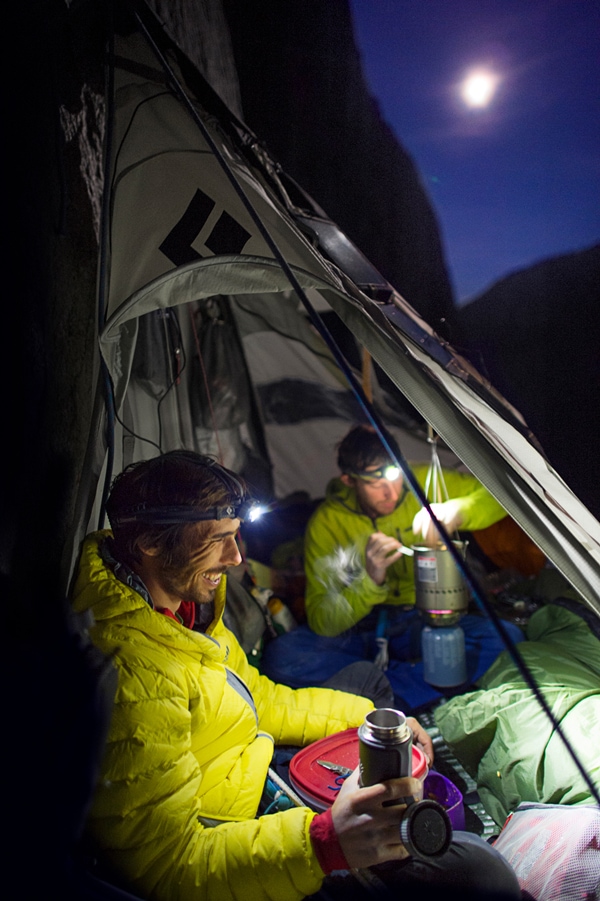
top-left (71, 450), bottom-right (392, 899)
top-left (260, 425), bottom-right (523, 708)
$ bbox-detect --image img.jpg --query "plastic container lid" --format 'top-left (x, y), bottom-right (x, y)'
top-left (289, 727), bottom-right (428, 812)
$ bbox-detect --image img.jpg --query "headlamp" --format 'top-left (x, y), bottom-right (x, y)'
top-left (110, 498), bottom-right (266, 527)
top-left (107, 455), bottom-right (269, 530)
top-left (349, 464), bottom-right (401, 483)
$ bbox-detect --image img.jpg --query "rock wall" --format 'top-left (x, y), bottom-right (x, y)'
top-left (222, 0), bottom-right (456, 334)
top-left (457, 244), bottom-right (600, 518)
top-left (5, 1), bottom-right (101, 584)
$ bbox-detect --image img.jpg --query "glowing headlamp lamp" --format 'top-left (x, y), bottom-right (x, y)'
top-left (349, 464), bottom-right (401, 483)
top-left (110, 498), bottom-right (266, 527)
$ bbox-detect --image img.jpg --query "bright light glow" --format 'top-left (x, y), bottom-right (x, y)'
top-left (383, 465), bottom-right (401, 481)
top-left (461, 69), bottom-right (499, 108)
top-left (247, 504), bottom-right (267, 523)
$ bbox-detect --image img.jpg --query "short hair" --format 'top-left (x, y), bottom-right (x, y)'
top-left (106, 451), bottom-right (248, 568)
top-left (337, 425), bottom-right (392, 474)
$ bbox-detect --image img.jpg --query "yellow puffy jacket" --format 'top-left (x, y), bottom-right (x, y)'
top-left (72, 532), bottom-right (373, 901)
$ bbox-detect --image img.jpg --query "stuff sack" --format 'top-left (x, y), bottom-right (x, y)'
top-left (492, 801), bottom-right (600, 900)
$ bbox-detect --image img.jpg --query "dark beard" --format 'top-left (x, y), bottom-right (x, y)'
top-left (159, 563), bottom-right (223, 606)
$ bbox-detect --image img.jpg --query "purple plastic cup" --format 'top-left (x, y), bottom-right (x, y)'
top-left (423, 770), bottom-right (465, 831)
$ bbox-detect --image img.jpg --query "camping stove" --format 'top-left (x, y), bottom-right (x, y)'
top-left (413, 541), bottom-right (469, 687)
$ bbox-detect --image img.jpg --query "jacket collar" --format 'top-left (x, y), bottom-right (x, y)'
top-left (101, 536), bottom-right (154, 609)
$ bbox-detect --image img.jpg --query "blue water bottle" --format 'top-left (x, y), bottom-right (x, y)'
top-left (422, 625), bottom-right (467, 687)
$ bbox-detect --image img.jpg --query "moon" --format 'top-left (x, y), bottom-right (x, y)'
top-left (460, 68), bottom-right (499, 108)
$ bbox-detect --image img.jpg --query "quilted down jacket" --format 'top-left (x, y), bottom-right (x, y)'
top-left (304, 466), bottom-right (506, 636)
top-left (72, 532), bottom-right (373, 901)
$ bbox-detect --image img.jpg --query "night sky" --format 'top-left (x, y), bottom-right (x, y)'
top-left (349, 0), bottom-right (600, 305)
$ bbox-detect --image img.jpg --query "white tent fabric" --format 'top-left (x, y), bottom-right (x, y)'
top-left (77, 11), bottom-right (600, 622)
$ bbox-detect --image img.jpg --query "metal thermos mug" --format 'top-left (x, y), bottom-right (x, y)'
top-left (358, 708), bottom-right (413, 787)
top-left (357, 708), bottom-right (453, 860)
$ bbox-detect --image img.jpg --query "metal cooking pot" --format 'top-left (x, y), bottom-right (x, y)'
top-left (412, 540), bottom-right (469, 626)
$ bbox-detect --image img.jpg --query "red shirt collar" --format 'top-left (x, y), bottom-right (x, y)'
top-left (157, 600), bottom-right (196, 629)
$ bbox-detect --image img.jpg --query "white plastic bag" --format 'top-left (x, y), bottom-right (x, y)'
top-left (492, 802), bottom-right (600, 900)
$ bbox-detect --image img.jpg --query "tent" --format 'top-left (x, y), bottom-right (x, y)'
top-left (66, 1), bottom-right (600, 631)
top-left (45, 0), bottom-right (598, 881)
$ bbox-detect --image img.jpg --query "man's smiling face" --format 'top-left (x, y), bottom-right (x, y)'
top-left (152, 518), bottom-right (242, 606)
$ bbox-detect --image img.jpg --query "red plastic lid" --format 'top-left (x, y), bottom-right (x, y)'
top-left (289, 727), bottom-right (428, 811)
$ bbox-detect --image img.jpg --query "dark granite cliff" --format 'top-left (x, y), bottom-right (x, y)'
top-left (222, 0), bottom-right (456, 334)
top-left (457, 244), bottom-right (600, 518)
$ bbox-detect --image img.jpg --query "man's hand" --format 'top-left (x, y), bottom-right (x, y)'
top-left (365, 532), bottom-right (405, 585)
top-left (412, 500), bottom-right (463, 547)
top-left (330, 769), bottom-right (422, 868)
top-left (407, 716), bottom-right (434, 766)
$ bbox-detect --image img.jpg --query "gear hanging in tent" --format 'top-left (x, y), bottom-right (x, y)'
top-left (190, 297), bottom-right (252, 431)
top-left (424, 425), bottom-right (451, 509)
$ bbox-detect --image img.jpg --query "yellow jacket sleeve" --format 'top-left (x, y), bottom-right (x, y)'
top-left (223, 620), bottom-right (374, 742)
